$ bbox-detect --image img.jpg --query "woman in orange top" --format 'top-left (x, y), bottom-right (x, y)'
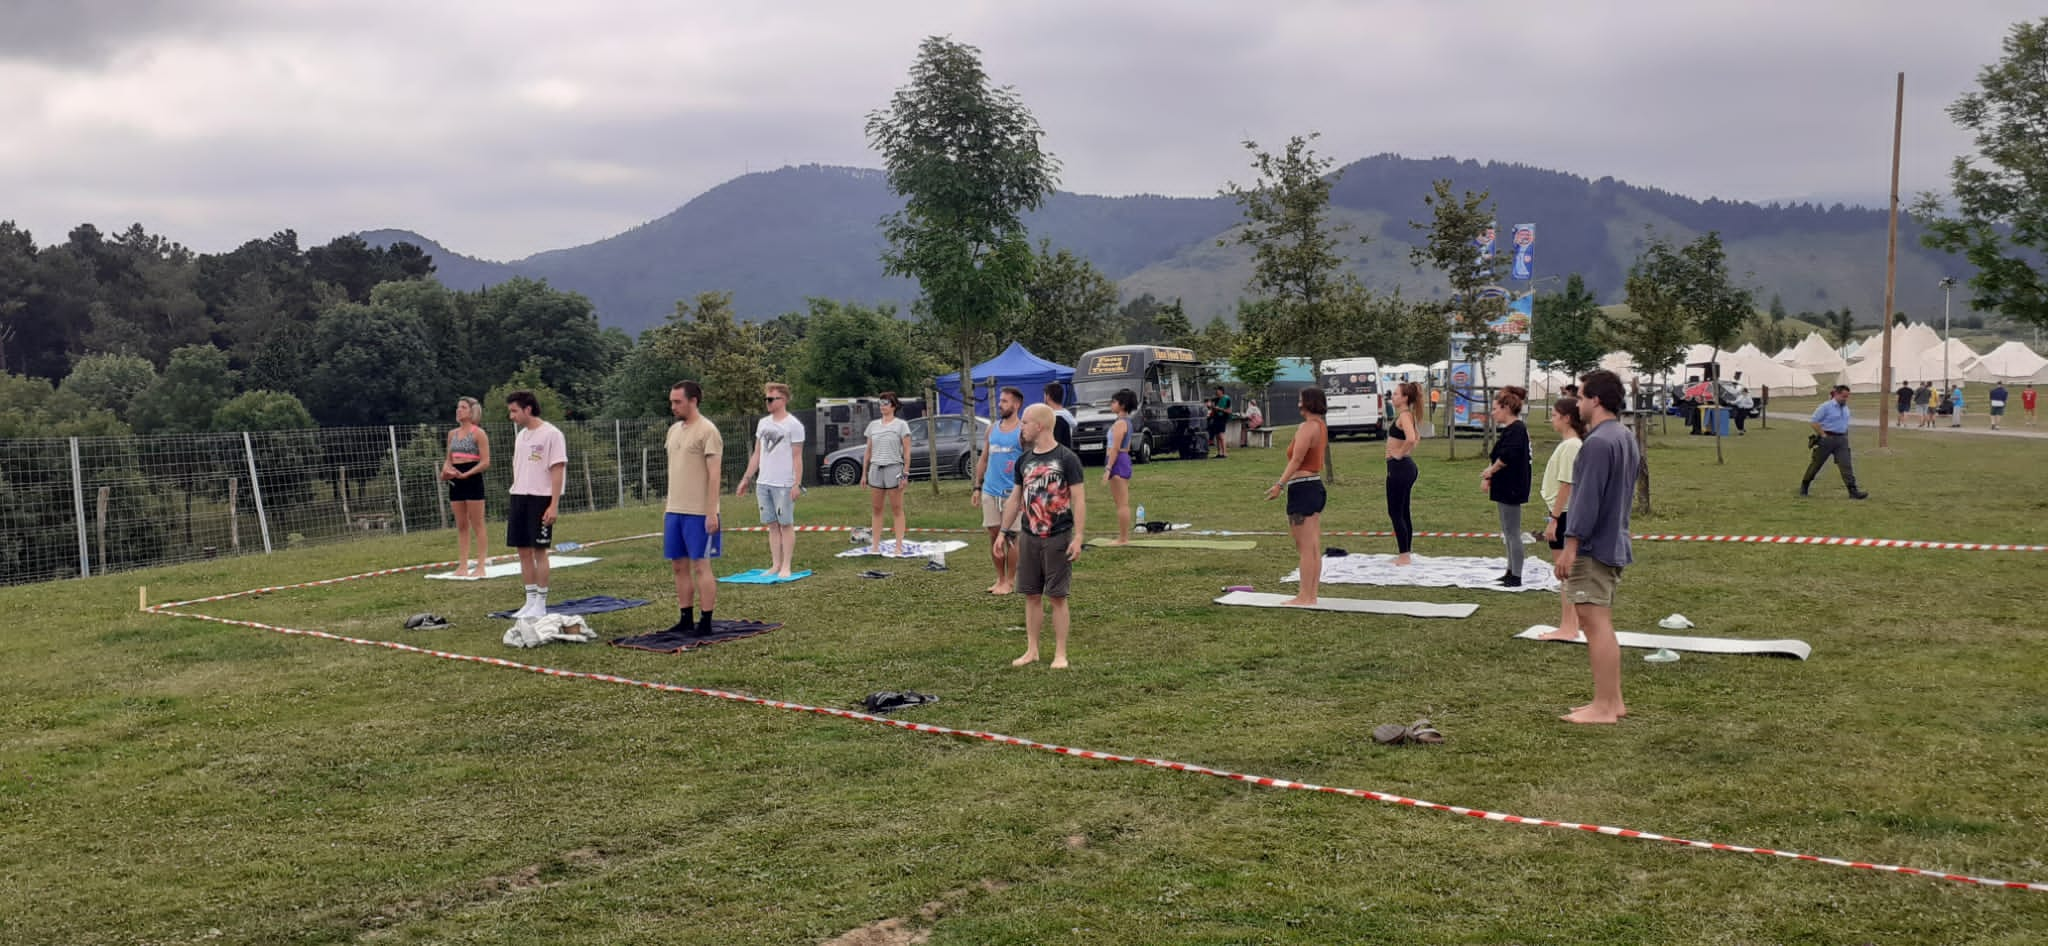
top-left (1265, 388), bottom-right (1329, 605)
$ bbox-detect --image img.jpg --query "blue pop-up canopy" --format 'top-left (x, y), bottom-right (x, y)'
top-left (935, 342), bottom-right (1076, 416)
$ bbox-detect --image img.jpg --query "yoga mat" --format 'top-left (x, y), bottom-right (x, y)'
top-left (609, 619), bottom-right (784, 653)
top-left (718, 569), bottom-right (814, 585)
top-left (1214, 590), bottom-right (1477, 618)
top-left (1516, 625), bottom-right (1812, 660)
top-left (1089, 538), bottom-right (1257, 550)
top-left (426, 556), bottom-right (598, 580)
top-left (487, 595), bottom-right (649, 619)
top-left (1291, 553), bottom-right (1558, 593)
top-left (835, 540), bottom-right (970, 559)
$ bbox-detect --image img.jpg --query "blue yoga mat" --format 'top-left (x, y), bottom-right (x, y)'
top-left (487, 595), bottom-right (649, 619)
top-left (717, 569), bottom-right (813, 585)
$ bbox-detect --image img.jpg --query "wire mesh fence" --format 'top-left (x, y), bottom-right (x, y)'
top-left (0, 415), bottom-right (794, 587)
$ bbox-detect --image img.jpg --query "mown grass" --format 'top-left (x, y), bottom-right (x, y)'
top-left (3, 416), bottom-right (2044, 945)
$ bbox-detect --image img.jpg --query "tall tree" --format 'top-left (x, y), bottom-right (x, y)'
top-left (1828, 306), bottom-right (1858, 347)
top-left (1013, 241), bottom-right (1120, 365)
top-left (650, 292), bottom-right (771, 417)
top-left (1914, 17), bottom-right (2048, 329)
top-left (1616, 237), bottom-right (1704, 512)
top-left (1671, 233), bottom-right (1754, 464)
top-left (60, 352), bottom-right (158, 422)
top-left (300, 301), bottom-right (439, 427)
top-left (1411, 180), bottom-right (1507, 458)
top-left (131, 344), bottom-right (237, 434)
top-left (867, 36), bottom-right (1059, 474)
top-left (793, 299), bottom-right (923, 403)
top-left (1531, 273), bottom-right (1606, 379)
top-left (1224, 133), bottom-right (1359, 479)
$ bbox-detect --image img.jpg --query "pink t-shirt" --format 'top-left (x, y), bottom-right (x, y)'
top-left (510, 421), bottom-right (567, 496)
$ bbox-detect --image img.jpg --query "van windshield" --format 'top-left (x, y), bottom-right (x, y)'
top-left (1072, 377), bottom-right (1136, 407)
top-left (1322, 373), bottom-right (1379, 396)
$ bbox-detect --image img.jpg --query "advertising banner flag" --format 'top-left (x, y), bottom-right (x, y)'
top-left (1510, 223), bottom-right (1535, 280)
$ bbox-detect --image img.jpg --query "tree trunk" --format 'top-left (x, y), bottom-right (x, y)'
top-left (1633, 409), bottom-right (1653, 516)
top-left (955, 343), bottom-right (976, 497)
top-left (1710, 356), bottom-right (1725, 465)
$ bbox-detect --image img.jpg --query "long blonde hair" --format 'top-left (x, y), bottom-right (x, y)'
top-left (457, 396), bottom-right (482, 425)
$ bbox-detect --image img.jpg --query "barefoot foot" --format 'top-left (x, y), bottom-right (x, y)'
top-left (1571, 702), bottom-right (1628, 718)
top-left (1010, 652), bottom-right (1038, 667)
top-left (990, 584), bottom-right (1013, 596)
top-left (1393, 555), bottom-right (1412, 566)
top-left (1280, 596), bottom-right (1318, 607)
top-left (1561, 707), bottom-right (1624, 724)
top-left (1535, 628), bottom-right (1582, 641)
top-left (1050, 655), bottom-right (1069, 669)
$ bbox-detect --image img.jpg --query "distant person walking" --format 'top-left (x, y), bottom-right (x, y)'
top-left (1206, 386), bottom-right (1233, 458)
top-left (1989, 383), bottom-right (2009, 430)
top-left (441, 396), bottom-right (492, 577)
top-left (734, 382), bottom-right (805, 579)
top-left (1554, 370), bottom-right (1640, 725)
top-left (1101, 388), bottom-right (1139, 546)
top-left (994, 403), bottom-right (1086, 669)
top-left (2025, 384), bottom-right (2038, 426)
top-left (1802, 384), bottom-right (1868, 500)
top-left (1895, 382), bottom-right (1914, 429)
top-left (1481, 386), bottom-right (1533, 587)
top-left (1043, 382), bottom-right (1076, 451)
top-left (863, 392), bottom-right (913, 554)
top-left (504, 390), bottom-right (566, 618)
top-left (664, 380), bottom-right (724, 634)
top-left (1384, 381), bottom-right (1422, 565)
top-left (1535, 396), bottom-right (1587, 642)
top-left (1949, 384), bottom-right (1966, 428)
top-left (1265, 388), bottom-right (1328, 606)
top-left (1914, 381), bottom-right (1934, 428)
top-left (972, 386), bottom-right (1026, 593)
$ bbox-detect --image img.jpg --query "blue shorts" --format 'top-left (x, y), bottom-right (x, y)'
top-left (664, 512), bottom-right (723, 560)
top-left (756, 484), bottom-right (795, 526)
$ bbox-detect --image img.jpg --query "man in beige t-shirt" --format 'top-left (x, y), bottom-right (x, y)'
top-left (663, 381), bottom-right (724, 636)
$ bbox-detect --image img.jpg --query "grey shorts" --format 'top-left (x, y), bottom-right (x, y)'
top-left (1016, 530), bottom-right (1074, 598)
top-left (755, 484), bottom-right (795, 525)
top-left (981, 491), bottom-right (1010, 528)
top-left (868, 463), bottom-right (904, 490)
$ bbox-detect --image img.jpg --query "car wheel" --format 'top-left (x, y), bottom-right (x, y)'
top-left (956, 453), bottom-right (973, 479)
top-left (831, 459), bottom-right (862, 487)
top-left (1134, 433), bottom-right (1153, 464)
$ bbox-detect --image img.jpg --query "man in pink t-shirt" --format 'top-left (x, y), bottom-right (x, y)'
top-left (505, 390), bottom-right (567, 618)
top-left (2025, 385), bottom-right (2038, 426)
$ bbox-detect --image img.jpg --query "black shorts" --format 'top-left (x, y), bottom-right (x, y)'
top-left (1547, 511), bottom-right (1568, 551)
top-left (448, 461), bottom-right (485, 502)
top-left (1207, 416), bottom-right (1228, 436)
top-left (506, 494), bottom-right (554, 548)
top-left (1285, 478), bottom-right (1326, 523)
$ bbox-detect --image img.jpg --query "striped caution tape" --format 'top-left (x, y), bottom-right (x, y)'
top-left (144, 588), bottom-right (2047, 893)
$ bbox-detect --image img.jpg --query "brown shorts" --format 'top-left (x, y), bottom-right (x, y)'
top-left (1566, 556), bottom-right (1623, 608)
top-left (1016, 530), bottom-right (1074, 598)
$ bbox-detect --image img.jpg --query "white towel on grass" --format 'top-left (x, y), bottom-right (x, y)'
top-left (1286, 553), bottom-right (1560, 593)
top-left (503, 614), bottom-right (596, 648)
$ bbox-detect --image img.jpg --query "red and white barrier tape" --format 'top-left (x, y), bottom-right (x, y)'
top-left (143, 570), bottom-right (2046, 893)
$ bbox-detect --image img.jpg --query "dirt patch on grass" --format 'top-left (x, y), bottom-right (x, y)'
top-left (820, 879), bottom-right (1009, 946)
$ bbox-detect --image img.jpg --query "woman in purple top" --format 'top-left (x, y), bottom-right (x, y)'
top-left (1100, 388), bottom-right (1138, 546)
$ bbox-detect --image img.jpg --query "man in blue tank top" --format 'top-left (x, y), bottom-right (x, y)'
top-left (972, 386), bottom-right (1026, 595)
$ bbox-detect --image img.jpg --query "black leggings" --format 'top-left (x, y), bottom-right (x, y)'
top-left (1385, 456), bottom-right (1418, 553)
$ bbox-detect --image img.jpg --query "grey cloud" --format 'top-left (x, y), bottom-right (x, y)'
top-left (0, 0), bottom-right (238, 66)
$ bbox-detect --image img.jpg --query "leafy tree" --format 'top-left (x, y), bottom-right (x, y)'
top-left (1228, 327), bottom-right (1281, 411)
top-left (1616, 237), bottom-right (1708, 512)
top-left (1828, 307), bottom-right (1858, 347)
top-left (867, 36), bottom-right (1059, 470)
top-left (1150, 298), bottom-right (1198, 350)
top-left (61, 353), bottom-right (158, 422)
top-left (1014, 241), bottom-right (1120, 365)
top-left (467, 277), bottom-right (612, 417)
top-left (793, 298), bottom-right (923, 402)
top-left (300, 301), bottom-right (439, 427)
top-left (650, 291), bottom-right (770, 417)
top-left (212, 390), bottom-right (315, 432)
top-left (1531, 274), bottom-right (1606, 379)
top-left (1914, 18), bottom-right (2048, 329)
top-left (484, 359), bottom-right (569, 425)
top-left (1191, 315), bottom-right (1239, 363)
top-left (599, 337), bottom-right (697, 421)
top-left (1411, 180), bottom-right (1508, 457)
top-left (1769, 293), bottom-right (1788, 321)
top-left (131, 344), bottom-right (237, 434)
top-left (1667, 233), bottom-right (1754, 463)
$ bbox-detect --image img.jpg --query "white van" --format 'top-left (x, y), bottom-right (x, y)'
top-left (1318, 357), bottom-right (1384, 439)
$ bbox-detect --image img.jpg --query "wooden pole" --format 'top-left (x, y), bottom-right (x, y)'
top-left (1878, 71), bottom-right (1904, 448)
top-left (229, 477), bottom-right (241, 549)
top-left (339, 465), bottom-right (351, 521)
top-left (95, 486), bottom-right (109, 572)
top-left (583, 454), bottom-right (597, 512)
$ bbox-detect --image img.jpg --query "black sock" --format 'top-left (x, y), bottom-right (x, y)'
top-left (697, 610), bottom-right (714, 634)
top-left (670, 607), bottom-right (693, 634)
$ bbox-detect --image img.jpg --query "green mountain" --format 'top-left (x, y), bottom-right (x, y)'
top-left (364, 156), bottom-right (1966, 337)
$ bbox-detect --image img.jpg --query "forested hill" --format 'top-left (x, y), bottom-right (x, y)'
top-left (364, 155), bottom-right (1959, 335)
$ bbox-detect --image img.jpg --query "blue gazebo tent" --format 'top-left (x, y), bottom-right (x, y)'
top-left (935, 342), bottom-right (1076, 416)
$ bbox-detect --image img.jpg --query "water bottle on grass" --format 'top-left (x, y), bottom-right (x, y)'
top-left (1136, 504), bottom-right (1147, 525)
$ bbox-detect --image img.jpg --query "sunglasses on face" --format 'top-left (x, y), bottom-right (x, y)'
top-left (765, 395), bottom-right (784, 402)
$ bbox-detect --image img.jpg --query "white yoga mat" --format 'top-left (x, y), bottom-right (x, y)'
top-left (1288, 553), bottom-right (1559, 593)
top-left (1516, 624), bottom-right (1812, 660)
top-left (834, 540), bottom-right (971, 559)
top-left (1214, 590), bottom-right (1477, 618)
top-left (426, 556), bottom-right (599, 580)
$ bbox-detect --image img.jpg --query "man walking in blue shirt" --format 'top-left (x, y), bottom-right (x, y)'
top-left (1802, 385), bottom-right (1868, 500)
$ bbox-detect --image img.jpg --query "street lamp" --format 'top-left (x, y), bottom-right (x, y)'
top-left (1939, 276), bottom-right (1956, 390)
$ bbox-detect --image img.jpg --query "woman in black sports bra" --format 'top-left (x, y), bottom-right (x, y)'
top-left (1384, 381), bottom-right (1422, 565)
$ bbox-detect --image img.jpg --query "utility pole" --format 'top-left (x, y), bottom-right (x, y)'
top-left (1878, 72), bottom-right (1903, 448)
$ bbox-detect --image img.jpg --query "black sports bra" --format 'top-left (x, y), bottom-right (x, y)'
top-left (1388, 419), bottom-right (1408, 441)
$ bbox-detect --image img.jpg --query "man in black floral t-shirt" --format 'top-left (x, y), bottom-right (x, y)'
top-left (995, 404), bottom-right (1087, 669)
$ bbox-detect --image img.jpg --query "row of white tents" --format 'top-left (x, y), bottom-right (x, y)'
top-left (1769, 325), bottom-right (2048, 391)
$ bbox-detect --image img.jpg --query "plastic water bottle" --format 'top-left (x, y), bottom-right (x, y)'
top-left (1136, 504), bottom-right (1147, 524)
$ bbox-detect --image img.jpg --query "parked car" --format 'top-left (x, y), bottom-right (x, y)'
top-left (819, 414), bottom-right (992, 486)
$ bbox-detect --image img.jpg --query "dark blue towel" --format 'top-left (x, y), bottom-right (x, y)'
top-left (488, 595), bottom-right (650, 619)
top-left (608, 619), bottom-right (783, 654)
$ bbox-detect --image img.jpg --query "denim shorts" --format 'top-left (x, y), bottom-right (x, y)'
top-left (756, 484), bottom-right (795, 525)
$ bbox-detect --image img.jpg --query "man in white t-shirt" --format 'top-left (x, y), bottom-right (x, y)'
top-left (736, 381), bottom-right (807, 578)
top-left (504, 390), bottom-right (567, 619)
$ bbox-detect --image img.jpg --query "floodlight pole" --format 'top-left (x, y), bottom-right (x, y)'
top-left (1878, 72), bottom-right (1903, 448)
top-left (1939, 276), bottom-right (1955, 390)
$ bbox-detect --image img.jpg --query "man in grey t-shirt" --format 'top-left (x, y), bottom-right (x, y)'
top-left (1553, 369), bottom-right (1640, 725)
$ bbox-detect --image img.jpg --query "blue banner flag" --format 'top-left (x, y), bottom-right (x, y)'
top-left (1510, 223), bottom-right (1535, 280)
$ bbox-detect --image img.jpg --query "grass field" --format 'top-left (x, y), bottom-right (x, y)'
top-left (5, 413), bottom-right (2046, 945)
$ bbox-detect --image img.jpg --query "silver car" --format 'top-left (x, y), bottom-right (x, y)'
top-left (819, 414), bottom-right (992, 486)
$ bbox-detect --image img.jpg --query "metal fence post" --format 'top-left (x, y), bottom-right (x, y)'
top-left (615, 420), bottom-right (625, 508)
top-left (388, 426), bottom-right (408, 534)
top-left (69, 437), bottom-right (91, 578)
top-left (243, 432), bottom-right (273, 553)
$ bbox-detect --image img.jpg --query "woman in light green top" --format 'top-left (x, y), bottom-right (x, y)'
top-left (1536, 396), bottom-right (1588, 642)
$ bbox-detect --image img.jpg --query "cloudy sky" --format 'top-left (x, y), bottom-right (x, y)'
top-left (2, 0), bottom-right (2036, 261)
